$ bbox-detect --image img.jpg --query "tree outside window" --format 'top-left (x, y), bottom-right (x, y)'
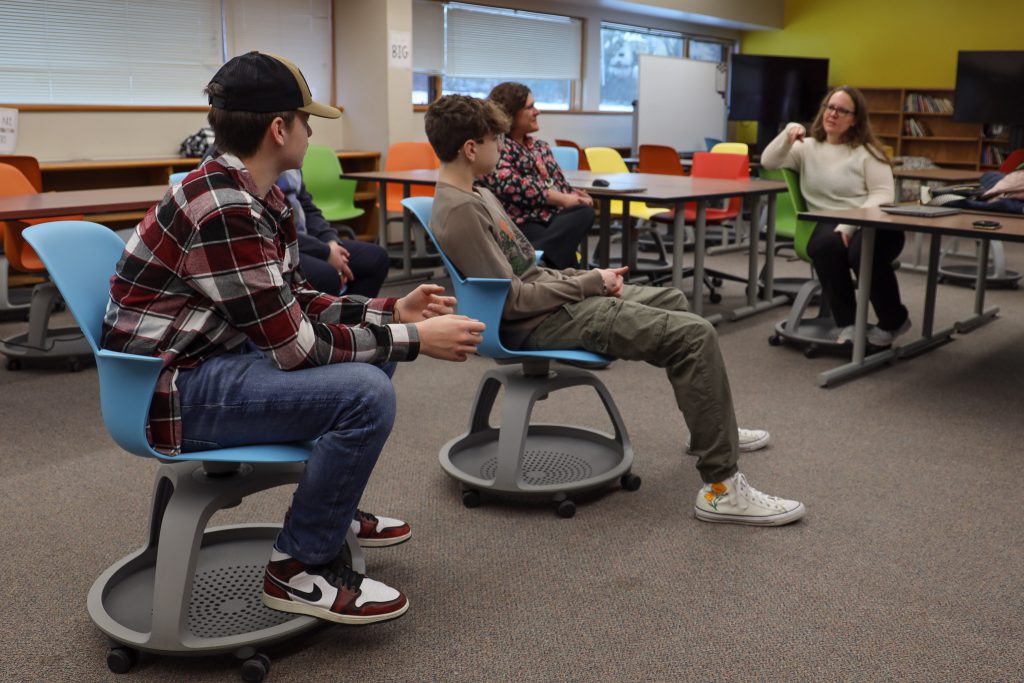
top-left (600, 23), bottom-right (683, 111)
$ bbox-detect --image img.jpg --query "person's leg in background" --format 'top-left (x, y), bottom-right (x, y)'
top-left (175, 343), bottom-right (409, 623)
top-left (299, 251), bottom-right (343, 296)
top-left (518, 204), bottom-right (594, 269)
top-left (342, 239), bottom-right (390, 298)
top-left (807, 222), bottom-right (857, 329)
top-left (847, 228), bottom-right (909, 332)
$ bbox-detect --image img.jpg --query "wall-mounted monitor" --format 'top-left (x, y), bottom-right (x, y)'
top-left (729, 55), bottom-right (830, 124)
top-left (953, 51), bottom-right (1024, 125)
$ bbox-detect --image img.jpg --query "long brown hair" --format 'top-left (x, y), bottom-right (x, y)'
top-left (488, 82), bottom-right (531, 124)
top-left (809, 85), bottom-right (891, 166)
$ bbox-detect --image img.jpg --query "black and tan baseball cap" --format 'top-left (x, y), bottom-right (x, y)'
top-left (208, 51), bottom-right (340, 119)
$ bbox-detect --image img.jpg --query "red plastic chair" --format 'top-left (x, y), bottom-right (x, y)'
top-left (999, 148), bottom-right (1024, 173)
top-left (554, 139), bottom-right (590, 171)
top-left (683, 152), bottom-right (749, 223)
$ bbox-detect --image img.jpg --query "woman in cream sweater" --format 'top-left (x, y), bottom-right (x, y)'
top-left (762, 85), bottom-right (910, 347)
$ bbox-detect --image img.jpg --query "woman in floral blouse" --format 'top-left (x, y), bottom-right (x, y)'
top-left (479, 82), bottom-right (595, 269)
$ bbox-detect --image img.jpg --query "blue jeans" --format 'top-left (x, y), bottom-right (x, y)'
top-left (175, 341), bottom-right (397, 565)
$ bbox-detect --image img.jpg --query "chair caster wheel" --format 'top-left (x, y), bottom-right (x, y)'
top-left (708, 292), bottom-right (722, 304)
top-left (240, 653), bottom-right (271, 682)
top-left (106, 646), bottom-right (139, 674)
top-left (620, 473), bottom-right (642, 491)
top-left (462, 489), bottom-right (481, 508)
top-left (556, 499), bottom-right (576, 518)
top-left (712, 277), bottom-right (723, 287)
top-left (68, 358), bottom-right (82, 372)
top-left (1011, 281), bottom-right (1020, 290)
top-left (768, 334), bottom-right (781, 346)
top-left (5, 358), bottom-right (21, 371)
top-left (804, 346), bottom-right (818, 359)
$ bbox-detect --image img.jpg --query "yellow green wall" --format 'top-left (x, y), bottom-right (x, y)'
top-left (741, 0), bottom-right (1024, 88)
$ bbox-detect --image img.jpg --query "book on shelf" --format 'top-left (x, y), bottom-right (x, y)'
top-left (904, 93), bottom-right (954, 114)
top-left (982, 145), bottom-right (1007, 166)
top-left (904, 117), bottom-right (932, 137)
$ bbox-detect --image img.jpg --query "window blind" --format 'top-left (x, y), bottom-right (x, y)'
top-left (225, 0), bottom-right (332, 105)
top-left (0, 0), bottom-right (223, 106)
top-left (446, 5), bottom-right (580, 80)
top-left (412, 0), bottom-right (444, 74)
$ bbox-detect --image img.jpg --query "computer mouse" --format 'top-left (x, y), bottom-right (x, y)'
top-left (592, 179), bottom-right (610, 187)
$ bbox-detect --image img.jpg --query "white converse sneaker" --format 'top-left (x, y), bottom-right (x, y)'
top-left (835, 325), bottom-right (855, 345)
top-left (694, 472), bottom-right (805, 526)
top-left (687, 428), bottom-right (770, 454)
top-left (866, 317), bottom-right (912, 347)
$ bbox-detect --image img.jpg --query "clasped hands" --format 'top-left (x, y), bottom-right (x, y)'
top-left (394, 284), bottom-right (485, 362)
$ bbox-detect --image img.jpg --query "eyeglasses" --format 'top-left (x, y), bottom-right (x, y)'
top-left (826, 104), bottom-right (855, 117)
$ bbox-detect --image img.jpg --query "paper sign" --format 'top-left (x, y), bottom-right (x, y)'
top-left (389, 30), bottom-right (411, 69)
top-left (0, 108), bottom-right (17, 154)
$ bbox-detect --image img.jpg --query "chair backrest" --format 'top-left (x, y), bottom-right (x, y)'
top-left (22, 221), bottom-right (124, 352)
top-left (777, 168), bottom-right (814, 262)
top-left (554, 139), bottom-right (590, 170)
top-left (690, 152), bottom-right (749, 214)
top-left (383, 142), bottom-right (439, 212)
top-left (0, 163), bottom-right (57, 271)
top-left (551, 146), bottom-right (579, 171)
top-left (302, 144), bottom-right (360, 211)
top-left (710, 141), bottom-right (749, 155)
top-left (637, 144), bottom-right (685, 175)
top-left (1000, 148), bottom-right (1024, 174)
top-left (584, 147), bottom-right (630, 174)
top-left (168, 171), bottom-right (189, 185)
top-left (0, 155), bottom-right (42, 192)
top-left (400, 197), bottom-right (511, 359)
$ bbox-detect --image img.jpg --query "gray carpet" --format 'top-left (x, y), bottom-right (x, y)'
top-left (1, 243), bottom-right (1023, 682)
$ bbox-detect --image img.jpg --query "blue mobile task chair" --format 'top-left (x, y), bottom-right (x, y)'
top-left (551, 145), bottom-right (579, 172)
top-left (401, 197), bottom-right (639, 518)
top-left (168, 171), bottom-right (189, 185)
top-left (23, 220), bottom-right (364, 681)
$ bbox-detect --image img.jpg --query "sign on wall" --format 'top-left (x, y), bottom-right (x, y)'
top-left (0, 108), bottom-right (17, 154)
top-left (389, 31), bottom-right (411, 69)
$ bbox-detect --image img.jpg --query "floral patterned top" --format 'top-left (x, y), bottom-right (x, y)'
top-left (477, 135), bottom-right (572, 226)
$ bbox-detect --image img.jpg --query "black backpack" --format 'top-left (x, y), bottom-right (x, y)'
top-left (178, 127), bottom-right (216, 158)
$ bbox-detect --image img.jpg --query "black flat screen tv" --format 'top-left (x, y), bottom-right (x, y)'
top-left (729, 54), bottom-right (829, 124)
top-left (953, 51), bottom-right (1024, 124)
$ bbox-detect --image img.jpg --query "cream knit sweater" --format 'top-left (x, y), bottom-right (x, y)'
top-left (761, 123), bottom-right (894, 239)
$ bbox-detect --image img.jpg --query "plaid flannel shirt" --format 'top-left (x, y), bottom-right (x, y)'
top-left (102, 154), bottom-right (418, 455)
top-left (477, 136), bottom-right (572, 226)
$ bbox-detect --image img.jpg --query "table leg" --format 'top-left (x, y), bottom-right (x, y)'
top-left (621, 199), bottom-right (636, 278)
top-left (729, 193), bottom-right (787, 321)
top-left (690, 202), bottom-right (721, 324)
top-left (597, 199), bottom-right (611, 268)
top-left (955, 237), bottom-right (999, 333)
top-left (670, 205), bottom-right (686, 291)
top-left (817, 226), bottom-right (896, 386)
top-left (384, 182), bottom-right (434, 285)
top-left (898, 232), bottom-right (956, 358)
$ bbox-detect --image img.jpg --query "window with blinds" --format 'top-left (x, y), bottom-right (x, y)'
top-left (412, 1), bottom-right (581, 110)
top-left (0, 0), bottom-right (224, 106)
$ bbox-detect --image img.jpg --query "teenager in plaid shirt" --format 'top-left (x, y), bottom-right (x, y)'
top-left (102, 52), bottom-right (485, 626)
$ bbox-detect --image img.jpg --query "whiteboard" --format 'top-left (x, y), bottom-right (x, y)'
top-left (636, 54), bottom-right (726, 153)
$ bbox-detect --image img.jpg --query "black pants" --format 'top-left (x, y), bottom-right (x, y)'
top-left (518, 204), bottom-right (594, 269)
top-left (806, 222), bottom-right (908, 330)
top-left (300, 239), bottom-right (390, 298)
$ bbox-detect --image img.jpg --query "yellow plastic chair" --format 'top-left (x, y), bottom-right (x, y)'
top-left (710, 142), bottom-right (749, 156)
top-left (583, 147), bottom-right (668, 221)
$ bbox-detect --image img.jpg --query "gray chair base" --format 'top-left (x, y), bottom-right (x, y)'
top-left (0, 256), bottom-right (33, 314)
top-left (88, 459), bottom-right (364, 677)
top-left (768, 279), bottom-right (857, 358)
top-left (0, 280), bottom-right (92, 371)
top-left (937, 239), bottom-right (1021, 289)
top-left (439, 360), bottom-right (637, 518)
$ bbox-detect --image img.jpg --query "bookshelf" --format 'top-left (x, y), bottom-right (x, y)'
top-left (858, 87), bottom-right (1009, 170)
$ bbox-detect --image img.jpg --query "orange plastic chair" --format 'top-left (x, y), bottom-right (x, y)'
top-left (637, 145), bottom-right (685, 176)
top-left (0, 163), bottom-right (86, 369)
top-left (0, 155), bottom-right (43, 192)
top-left (554, 139), bottom-right (590, 171)
top-left (382, 142), bottom-right (440, 213)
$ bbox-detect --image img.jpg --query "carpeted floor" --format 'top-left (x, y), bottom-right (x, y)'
top-left (1, 243), bottom-right (1022, 682)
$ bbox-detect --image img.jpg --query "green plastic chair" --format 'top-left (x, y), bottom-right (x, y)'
top-left (758, 167), bottom-right (814, 262)
top-left (301, 144), bottom-right (365, 222)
